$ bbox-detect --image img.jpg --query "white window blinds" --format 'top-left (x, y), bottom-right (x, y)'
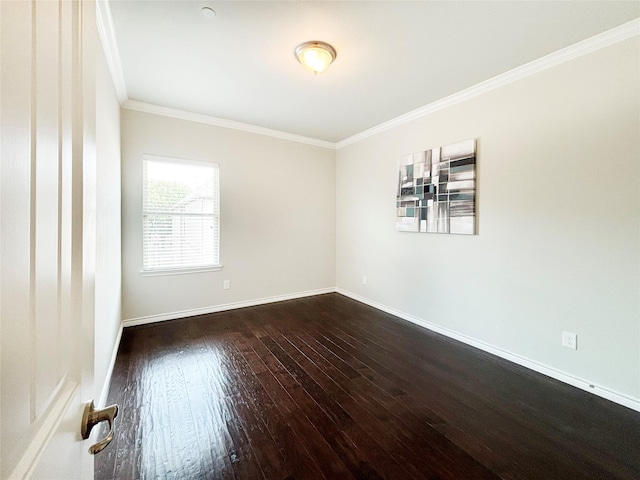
top-left (142, 156), bottom-right (220, 272)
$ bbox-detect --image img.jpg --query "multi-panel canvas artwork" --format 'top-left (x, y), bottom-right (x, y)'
top-left (396, 139), bottom-right (476, 234)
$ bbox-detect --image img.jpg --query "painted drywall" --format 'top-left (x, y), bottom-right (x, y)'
top-left (336, 38), bottom-right (640, 401)
top-left (94, 44), bottom-right (122, 403)
top-left (121, 110), bottom-right (336, 321)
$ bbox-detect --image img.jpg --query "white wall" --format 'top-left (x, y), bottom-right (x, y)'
top-left (121, 110), bottom-right (336, 321)
top-left (94, 44), bottom-right (122, 404)
top-left (336, 38), bottom-right (640, 402)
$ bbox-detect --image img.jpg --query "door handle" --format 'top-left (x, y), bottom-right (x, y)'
top-left (80, 400), bottom-right (119, 455)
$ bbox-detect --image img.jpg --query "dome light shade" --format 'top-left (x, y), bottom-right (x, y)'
top-left (295, 41), bottom-right (336, 75)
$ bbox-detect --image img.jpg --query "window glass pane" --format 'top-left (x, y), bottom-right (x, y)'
top-left (143, 160), bottom-right (217, 214)
top-left (143, 214), bottom-right (217, 269)
top-left (142, 156), bottom-right (219, 271)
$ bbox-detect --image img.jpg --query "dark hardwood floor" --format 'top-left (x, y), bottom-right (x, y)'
top-left (96, 293), bottom-right (640, 479)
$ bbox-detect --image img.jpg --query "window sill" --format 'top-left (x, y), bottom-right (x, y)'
top-left (140, 265), bottom-right (223, 277)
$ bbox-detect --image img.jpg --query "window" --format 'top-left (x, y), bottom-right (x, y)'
top-left (142, 155), bottom-right (220, 273)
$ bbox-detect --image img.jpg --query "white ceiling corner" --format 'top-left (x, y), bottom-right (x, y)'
top-left (101, 1), bottom-right (639, 147)
top-left (121, 99), bottom-right (336, 149)
top-left (336, 17), bottom-right (640, 149)
top-left (97, 0), bottom-right (128, 103)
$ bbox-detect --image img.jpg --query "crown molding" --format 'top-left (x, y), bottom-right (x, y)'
top-left (94, 0), bottom-right (336, 149)
top-left (97, 7), bottom-right (637, 152)
top-left (96, 0), bottom-right (128, 103)
top-left (122, 100), bottom-right (337, 149)
top-left (336, 17), bottom-right (640, 149)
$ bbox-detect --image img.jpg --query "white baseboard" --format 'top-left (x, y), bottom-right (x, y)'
top-left (336, 288), bottom-right (640, 413)
top-left (122, 287), bottom-right (336, 327)
top-left (98, 323), bottom-right (124, 408)
top-left (118, 286), bottom-right (639, 412)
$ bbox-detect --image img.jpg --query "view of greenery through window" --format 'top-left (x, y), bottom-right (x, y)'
top-left (142, 157), bottom-right (219, 271)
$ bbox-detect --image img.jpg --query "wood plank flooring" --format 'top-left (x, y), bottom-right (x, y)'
top-left (96, 293), bottom-right (640, 479)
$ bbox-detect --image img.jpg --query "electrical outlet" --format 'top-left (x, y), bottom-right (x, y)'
top-left (562, 331), bottom-right (577, 350)
top-left (223, 280), bottom-right (231, 290)
top-left (362, 276), bottom-right (367, 285)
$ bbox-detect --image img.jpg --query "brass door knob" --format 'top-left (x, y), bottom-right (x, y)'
top-left (80, 400), bottom-right (119, 455)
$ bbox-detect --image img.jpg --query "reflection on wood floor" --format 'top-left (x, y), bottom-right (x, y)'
top-left (96, 293), bottom-right (640, 479)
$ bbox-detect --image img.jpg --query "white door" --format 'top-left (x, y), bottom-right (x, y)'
top-left (1, 0), bottom-right (100, 478)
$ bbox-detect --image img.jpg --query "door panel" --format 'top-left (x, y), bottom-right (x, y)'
top-left (30, 390), bottom-right (86, 480)
top-left (1, 0), bottom-right (98, 477)
top-left (33, 0), bottom-right (63, 420)
top-left (0, 0), bottom-right (33, 456)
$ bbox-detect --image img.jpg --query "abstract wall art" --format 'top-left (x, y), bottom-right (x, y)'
top-left (396, 138), bottom-right (476, 234)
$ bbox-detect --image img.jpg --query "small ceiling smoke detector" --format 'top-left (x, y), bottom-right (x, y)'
top-left (295, 41), bottom-right (336, 75)
top-left (201, 6), bottom-right (216, 19)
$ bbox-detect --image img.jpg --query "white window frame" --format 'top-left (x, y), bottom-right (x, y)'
top-left (141, 154), bottom-right (222, 276)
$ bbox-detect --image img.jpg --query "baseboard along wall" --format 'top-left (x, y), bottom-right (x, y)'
top-left (106, 286), bottom-right (640, 414)
top-left (99, 323), bottom-right (124, 409)
top-left (121, 288), bottom-right (336, 327)
top-left (334, 288), bottom-right (640, 413)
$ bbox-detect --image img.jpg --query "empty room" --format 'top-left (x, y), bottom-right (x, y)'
top-left (1, 1), bottom-right (639, 479)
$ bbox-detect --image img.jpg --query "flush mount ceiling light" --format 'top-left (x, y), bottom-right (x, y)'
top-left (295, 41), bottom-right (337, 75)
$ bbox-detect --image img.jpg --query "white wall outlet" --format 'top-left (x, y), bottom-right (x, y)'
top-left (362, 276), bottom-right (367, 285)
top-left (223, 280), bottom-right (231, 290)
top-left (562, 331), bottom-right (577, 350)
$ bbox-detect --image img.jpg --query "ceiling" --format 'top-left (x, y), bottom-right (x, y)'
top-left (109, 1), bottom-right (639, 143)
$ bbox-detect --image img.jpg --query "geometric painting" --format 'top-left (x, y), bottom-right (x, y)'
top-left (396, 138), bottom-right (476, 234)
